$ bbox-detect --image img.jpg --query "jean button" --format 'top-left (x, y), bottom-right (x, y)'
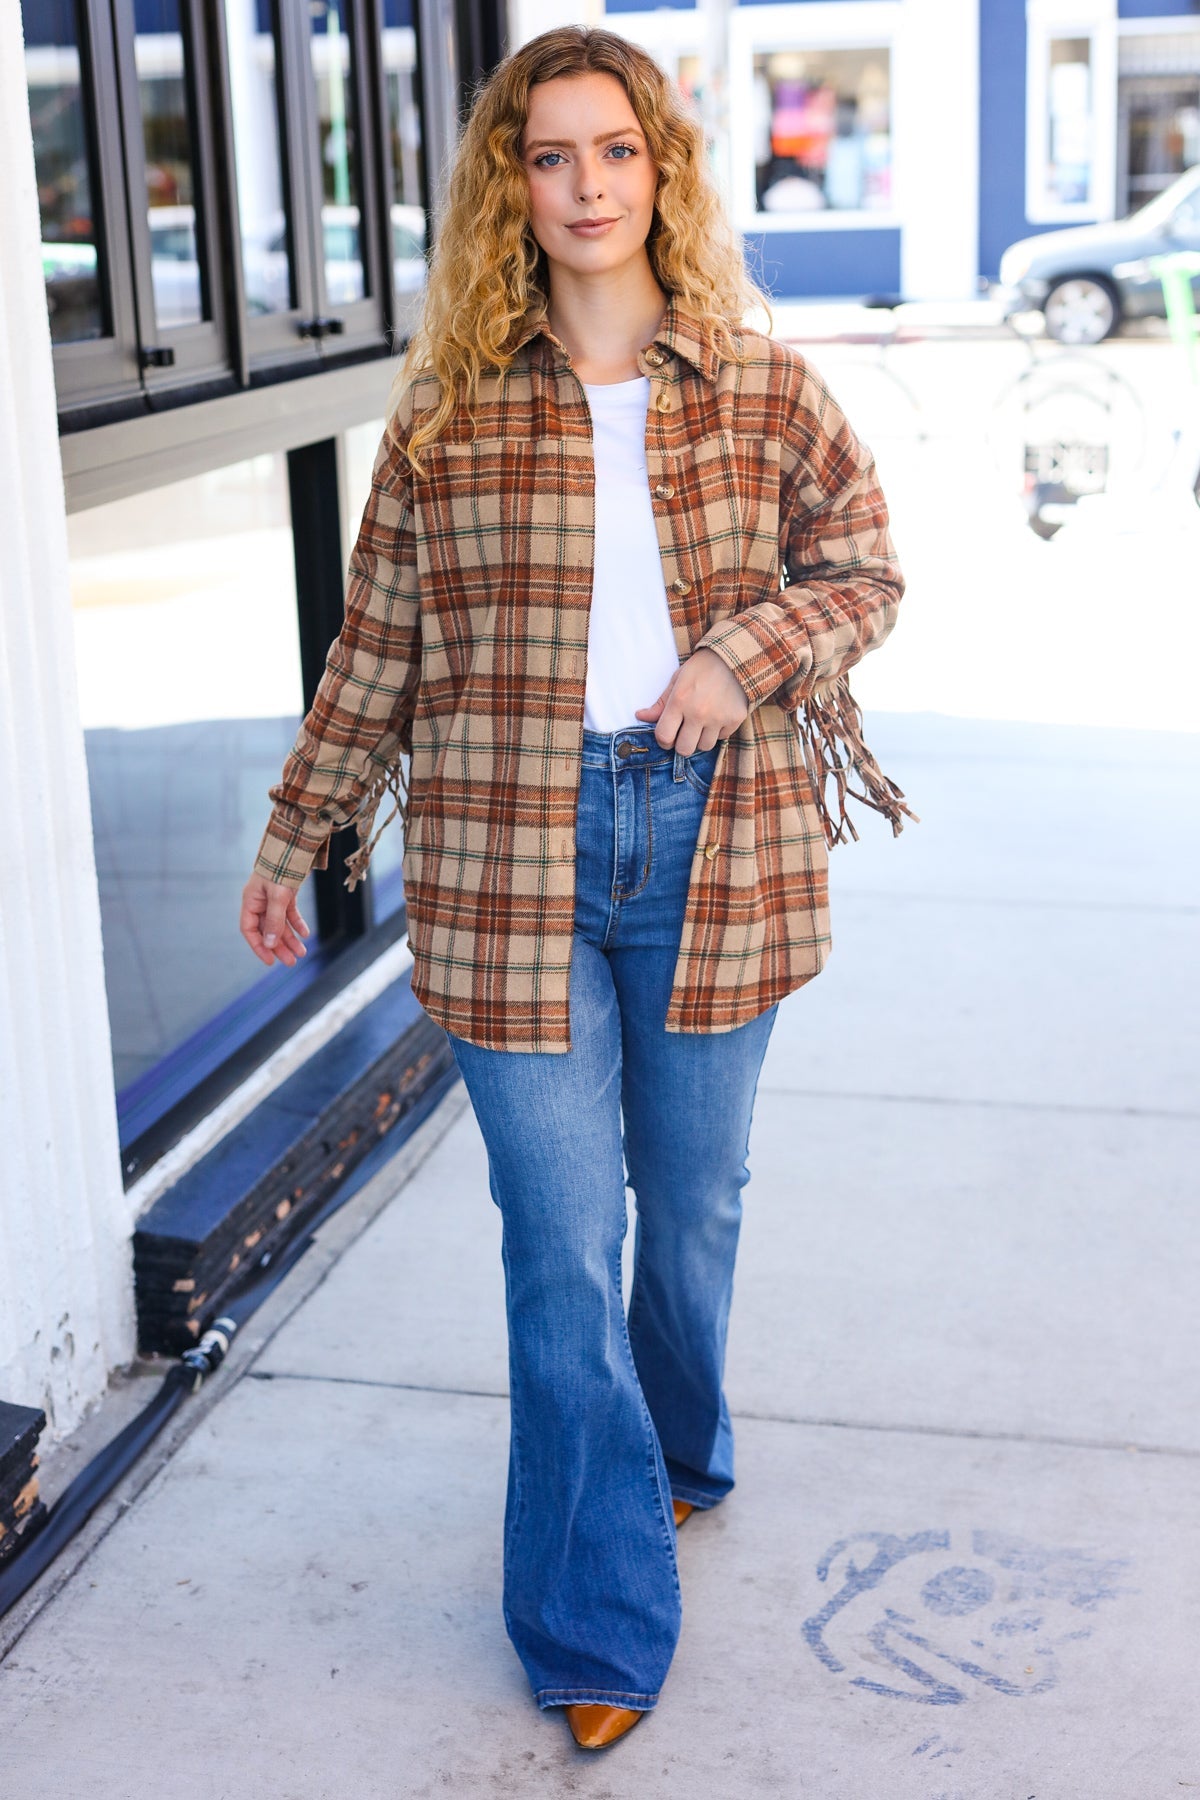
top-left (616, 741), bottom-right (632, 760)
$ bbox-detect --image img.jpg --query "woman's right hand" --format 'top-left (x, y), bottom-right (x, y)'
top-left (240, 874), bottom-right (311, 968)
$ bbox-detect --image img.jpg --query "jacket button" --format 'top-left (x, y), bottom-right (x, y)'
top-left (672, 576), bottom-right (691, 595)
top-left (646, 349), bottom-right (664, 365)
top-left (704, 841), bottom-right (720, 860)
top-left (655, 389), bottom-right (671, 411)
top-left (655, 483), bottom-right (674, 499)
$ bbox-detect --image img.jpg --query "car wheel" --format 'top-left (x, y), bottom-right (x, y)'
top-left (1042, 276), bottom-right (1119, 345)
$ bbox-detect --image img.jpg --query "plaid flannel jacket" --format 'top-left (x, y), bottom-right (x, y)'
top-left (254, 293), bottom-right (907, 1051)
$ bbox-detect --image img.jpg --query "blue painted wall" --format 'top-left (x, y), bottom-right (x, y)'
top-left (979, 0), bottom-right (1056, 279)
top-left (742, 229), bottom-right (902, 300)
top-left (1118, 0), bottom-right (1199, 16)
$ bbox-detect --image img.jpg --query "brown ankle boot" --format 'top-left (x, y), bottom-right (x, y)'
top-left (672, 1498), bottom-right (694, 1526)
top-left (564, 1704), bottom-right (645, 1749)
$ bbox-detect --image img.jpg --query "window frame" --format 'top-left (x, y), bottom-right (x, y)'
top-left (728, 0), bottom-right (902, 236)
top-left (109, 0), bottom-right (234, 395)
top-left (1025, 6), bottom-right (1117, 226)
top-left (30, 0), bottom-right (407, 428)
top-left (33, 0), bottom-right (142, 408)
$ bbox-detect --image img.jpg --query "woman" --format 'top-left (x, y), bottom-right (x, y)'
top-left (240, 24), bottom-right (909, 1752)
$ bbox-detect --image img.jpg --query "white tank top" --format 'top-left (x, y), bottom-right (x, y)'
top-left (581, 376), bottom-right (683, 734)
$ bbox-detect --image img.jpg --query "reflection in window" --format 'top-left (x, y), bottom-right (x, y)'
top-left (224, 0), bottom-right (293, 316)
top-left (1128, 87), bottom-right (1200, 210)
top-left (1045, 38), bottom-right (1093, 210)
top-left (752, 47), bottom-right (891, 216)
top-left (308, 0), bottom-right (366, 305)
top-left (675, 54), bottom-right (702, 117)
top-left (134, 0), bottom-right (207, 328)
top-left (67, 454), bottom-right (317, 1130)
top-left (343, 417), bottom-right (405, 920)
top-left (23, 0), bottom-right (105, 344)
top-left (382, 4), bottom-right (428, 335)
top-left (1120, 35), bottom-right (1200, 212)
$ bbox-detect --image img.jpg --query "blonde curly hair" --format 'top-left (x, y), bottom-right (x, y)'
top-left (389, 24), bottom-right (774, 475)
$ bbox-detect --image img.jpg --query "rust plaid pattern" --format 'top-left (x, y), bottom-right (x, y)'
top-left (255, 294), bottom-right (905, 1051)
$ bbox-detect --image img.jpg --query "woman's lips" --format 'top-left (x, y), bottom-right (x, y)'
top-left (567, 219), bottom-right (618, 235)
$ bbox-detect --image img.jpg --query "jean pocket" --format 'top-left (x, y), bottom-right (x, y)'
top-left (680, 744), bottom-right (720, 797)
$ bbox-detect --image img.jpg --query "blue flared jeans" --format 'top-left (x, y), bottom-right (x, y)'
top-left (445, 725), bottom-right (778, 1712)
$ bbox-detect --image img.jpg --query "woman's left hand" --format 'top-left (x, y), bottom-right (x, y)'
top-left (634, 647), bottom-right (750, 755)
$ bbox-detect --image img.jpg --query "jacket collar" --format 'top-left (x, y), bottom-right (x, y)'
top-left (508, 291), bottom-right (722, 383)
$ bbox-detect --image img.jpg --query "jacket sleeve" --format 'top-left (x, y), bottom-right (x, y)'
top-left (253, 419), bottom-right (421, 890)
top-left (692, 353), bottom-right (903, 714)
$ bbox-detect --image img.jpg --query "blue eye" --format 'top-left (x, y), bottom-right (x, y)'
top-left (532, 144), bottom-right (638, 168)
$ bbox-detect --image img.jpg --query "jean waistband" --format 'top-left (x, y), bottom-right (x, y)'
top-left (580, 724), bottom-right (719, 774)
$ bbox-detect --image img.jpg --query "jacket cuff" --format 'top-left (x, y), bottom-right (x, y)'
top-left (694, 611), bottom-right (814, 711)
top-left (253, 809), bottom-right (332, 890)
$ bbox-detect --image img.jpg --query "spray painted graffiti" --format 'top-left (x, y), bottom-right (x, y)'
top-left (802, 1527), bottom-right (1134, 1704)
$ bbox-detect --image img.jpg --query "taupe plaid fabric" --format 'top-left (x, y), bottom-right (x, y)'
top-left (254, 293), bottom-right (906, 1051)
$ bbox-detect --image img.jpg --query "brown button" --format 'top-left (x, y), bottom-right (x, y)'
top-left (645, 349), bottom-right (665, 365)
top-left (616, 741), bottom-right (633, 759)
top-left (655, 483), bottom-right (674, 499)
top-left (672, 577), bottom-right (691, 595)
top-left (704, 841), bottom-right (720, 860)
top-left (655, 389), bottom-right (671, 412)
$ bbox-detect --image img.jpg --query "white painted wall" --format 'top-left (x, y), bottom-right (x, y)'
top-left (896, 0), bottom-right (980, 299)
top-left (509, 0), bottom-right (604, 53)
top-left (0, 11), bottom-right (134, 1437)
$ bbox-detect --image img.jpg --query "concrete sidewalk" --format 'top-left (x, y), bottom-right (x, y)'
top-left (3, 712), bottom-right (1199, 1798)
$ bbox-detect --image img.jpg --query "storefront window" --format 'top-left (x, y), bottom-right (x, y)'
top-left (24, 0), bottom-right (107, 345)
top-left (307, 0), bottom-right (367, 306)
top-left (1118, 34), bottom-right (1200, 214)
top-left (67, 453), bottom-right (320, 1135)
top-left (223, 0), bottom-right (294, 317)
top-left (752, 47), bottom-right (891, 216)
top-left (382, 7), bottom-right (428, 339)
top-left (676, 52), bottom-right (702, 113)
top-left (134, 0), bottom-right (208, 330)
top-left (1127, 86), bottom-right (1200, 211)
top-left (1044, 37), bottom-right (1094, 210)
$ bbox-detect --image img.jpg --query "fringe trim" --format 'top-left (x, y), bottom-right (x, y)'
top-left (798, 676), bottom-right (919, 849)
top-left (342, 755), bottom-right (410, 891)
top-left (339, 682), bottom-right (914, 889)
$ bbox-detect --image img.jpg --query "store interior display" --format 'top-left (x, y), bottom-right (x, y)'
top-left (1046, 38), bottom-right (1093, 209)
top-left (753, 47), bottom-right (891, 216)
